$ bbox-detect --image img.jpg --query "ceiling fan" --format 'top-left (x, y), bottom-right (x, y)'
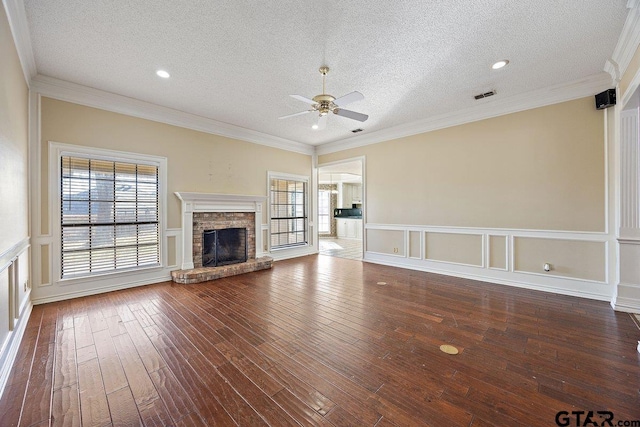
top-left (279, 66), bottom-right (368, 130)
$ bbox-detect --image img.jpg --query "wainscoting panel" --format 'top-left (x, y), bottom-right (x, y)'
top-left (488, 235), bottom-right (508, 270)
top-left (364, 223), bottom-right (611, 301)
top-left (408, 230), bottom-right (421, 259)
top-left (366, 228), bottom-right (405, 257)
top-left (0, 238), bottom-right (32, 401)
top-left (424, 232), bottom-right (483, 267)
top-left (513, 237), bottom-right (606, 282)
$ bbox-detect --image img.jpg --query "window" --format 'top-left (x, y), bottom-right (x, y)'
top-left (318, 190), bottom-right (331, 233)
top-left (60, 155), bottom-right (160, 278)
top-left (269, 174), bottom-right (308, 249)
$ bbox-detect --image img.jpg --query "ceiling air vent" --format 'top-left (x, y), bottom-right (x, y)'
top-left (351, 128), bottom-right (364, 133)
top-left (474, 90), bottom-right (496, 100)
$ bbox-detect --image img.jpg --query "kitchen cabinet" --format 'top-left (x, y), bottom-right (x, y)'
top-left (352, 184), bottom-right (362, 203)
top-left (341, 183), bottom-right (362, 206)
top-left (336, 218), bottom-right (362, 239)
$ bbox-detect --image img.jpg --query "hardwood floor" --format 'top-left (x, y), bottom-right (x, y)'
top-left (1, 255), bottom-right (639, 426)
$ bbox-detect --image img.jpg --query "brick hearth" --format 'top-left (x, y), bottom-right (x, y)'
top-left (171, 256), bottom-right (273, 284)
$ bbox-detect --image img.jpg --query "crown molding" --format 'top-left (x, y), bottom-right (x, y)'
top-left (316, 72), bottom-right (613, 155)
top-left (606, 0), bottom-right (640, 82)
top-left (2, 0), bottom-right (36, 86)
top-left (31, 75), bottom-right (314, 155)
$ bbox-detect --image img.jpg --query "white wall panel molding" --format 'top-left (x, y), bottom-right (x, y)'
top-left (31, 75), bottom-right (313, 156)
top-left (165, 228), bottom-right (182, 269)
top-left (0, 296), bottom-right (31, 400)
top-left (364, 223), bottom-right (612, 301)
top-left (317, 73), bottom-right (613, 155)
top-left (0, 240), bottom-right (32, 400)
top-left (0, 237), bottom-right (29, 271)
top-left (365, 223), bottom-right (609, 240)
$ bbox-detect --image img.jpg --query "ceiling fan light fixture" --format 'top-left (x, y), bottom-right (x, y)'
top-left (491, 60), bottom-right (509, 70)
top-left (280, 67), bottom-right (368, 127)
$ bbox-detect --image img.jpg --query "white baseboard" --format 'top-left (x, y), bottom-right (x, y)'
top-left (0, 300), bottom-right (33, 401)
top-left (31, 275), bottom-right (172, 305)
top-left (269, 246), bottom-right (318, 262)
top-left (364, 252), bottom-right (612, 302)
top-left (610, 282), bottom-right (640, 313)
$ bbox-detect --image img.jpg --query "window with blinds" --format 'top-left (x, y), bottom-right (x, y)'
top-left (61, 156), bottom-right (160, 278)
top-left (269, 177), bottom-right (308, 249)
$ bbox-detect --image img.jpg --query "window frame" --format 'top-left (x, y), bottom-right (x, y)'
top-left (267, 172), bottom-right (310, 251)
top-left (50, 142), bottom-right (167, 284)
top-left (317, 189), bottom-right (331, 234)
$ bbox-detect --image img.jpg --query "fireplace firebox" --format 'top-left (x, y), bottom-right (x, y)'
top-left (202, 228), bottom-right (248, 267)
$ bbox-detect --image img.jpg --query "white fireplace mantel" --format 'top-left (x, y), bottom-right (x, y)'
top-left (175, 192), bottom-right (266, 269)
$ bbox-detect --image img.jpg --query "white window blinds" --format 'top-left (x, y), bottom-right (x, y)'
top-left (61, 156), bottom-right (160, 278)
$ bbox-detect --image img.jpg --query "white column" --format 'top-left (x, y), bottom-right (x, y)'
top-left (614, 105), bottom-right (640, 312)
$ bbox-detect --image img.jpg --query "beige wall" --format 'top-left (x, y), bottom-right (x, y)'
top-left (40, 97), bottom-right (311, 230)
top-left (320, 97), bottom-right (605, 232)
top-left (0, 3), bottom-right (31, 388)
top-left (0, 6), bottom-right (29, 255)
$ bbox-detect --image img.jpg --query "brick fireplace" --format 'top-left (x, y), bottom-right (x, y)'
top-left (192, 212), bottom-right (254, 268)
top-left (171, 192), bottom-right (272, 283)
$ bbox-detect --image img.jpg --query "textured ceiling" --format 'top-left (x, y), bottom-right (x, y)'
top-left (23, 0), bottom-right (628, 147)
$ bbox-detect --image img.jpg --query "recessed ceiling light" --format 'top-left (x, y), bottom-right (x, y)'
top-left (491, 60), bottom-right (509, 70)
top-left (156, 70), bottom-right (170, 78)
top-left (311, 124), bottom-right (319, 130)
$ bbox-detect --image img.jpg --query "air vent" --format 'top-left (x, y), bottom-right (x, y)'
top-left (351, 128), bottom-right (364, 133)
top-left (474, 90), bottom-right (496, 100)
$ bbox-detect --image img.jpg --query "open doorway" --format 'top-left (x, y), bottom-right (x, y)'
top-left (317, 159), bottom-right (364, 260)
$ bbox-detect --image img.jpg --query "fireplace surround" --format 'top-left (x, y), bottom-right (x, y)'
top-left (172, 192), bottom-right (272, 283)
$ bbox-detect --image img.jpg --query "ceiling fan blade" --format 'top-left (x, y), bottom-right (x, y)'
top-left (334, 91), bottom-right (364, 107)
top-left (279, 110), bottom-right (312, 119)
top-left (334, 108), bottom-right (368, 122)
top-left (290, 94), bottom-right (317, 105)
top-left (316, 114), bottom-right (328, 130)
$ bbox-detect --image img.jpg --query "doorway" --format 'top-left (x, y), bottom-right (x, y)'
top-left (317, 158), bottom-right (364, 260)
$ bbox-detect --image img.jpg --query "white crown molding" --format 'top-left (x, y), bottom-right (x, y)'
top-left (31, 75), bottom-right (314, 155)
top-left (2, 0), bottom-right (36, 86)
top-left (316, 72), bottom-right (613, 155)
top-left (607, 0), bottom-right (640, 82)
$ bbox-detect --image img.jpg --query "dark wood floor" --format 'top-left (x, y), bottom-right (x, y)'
top-left (1, 255), bottom-right (639, 426)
